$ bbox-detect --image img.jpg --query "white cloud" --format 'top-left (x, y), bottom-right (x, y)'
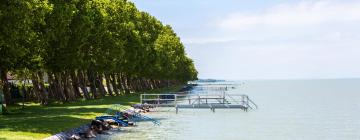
top-left (187, 42), bottom-right (360, 80)
top-left (182, 37), bottom-right (237, 45)
top-left (185, 0), bottom-right (360, 79)
top-left (132, 0), bottom-right (360, 79)
top-left (218, 1), bottom-right (360, 30)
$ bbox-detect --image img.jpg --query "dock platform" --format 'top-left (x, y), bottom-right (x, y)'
top-left (140, 92), bottom-right (257, 113)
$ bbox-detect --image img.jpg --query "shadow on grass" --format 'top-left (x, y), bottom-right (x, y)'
top-left (0, 94), bottom-right (145, 137)
top-left (0, 85), bottom-right (184, 138)
top-left (48, 94), bottom-right (140, 107)
top-left (0, 107), bottom-right (110, 135)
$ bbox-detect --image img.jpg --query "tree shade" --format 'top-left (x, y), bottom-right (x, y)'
top-left (0, 0), bottom-right (197, 106)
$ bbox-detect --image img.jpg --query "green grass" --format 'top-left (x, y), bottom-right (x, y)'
top-left (0, 85), bottom-right (184, 140)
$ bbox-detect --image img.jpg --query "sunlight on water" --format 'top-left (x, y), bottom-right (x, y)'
top-left (96, 79), bottom-right (360, 140)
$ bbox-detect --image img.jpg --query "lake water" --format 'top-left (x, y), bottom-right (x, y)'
top-left (95, 79), bottom-right (360, 140)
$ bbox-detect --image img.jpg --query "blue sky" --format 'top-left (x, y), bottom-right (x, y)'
top-left (132, 0), bottom-right (360, 80)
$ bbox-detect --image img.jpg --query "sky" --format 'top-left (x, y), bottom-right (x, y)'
top-left (132, 0), bottom-right (360, 80)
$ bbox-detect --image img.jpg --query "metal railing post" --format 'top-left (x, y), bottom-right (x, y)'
top-left (140, 94), bottom-right (143, 104)
top-left (174, 94), bottom-right (177, 107)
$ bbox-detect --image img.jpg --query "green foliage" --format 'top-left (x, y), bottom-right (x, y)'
top-left (0, 1), bottom-right (197, 138)
top-left (0, 0), bottom-right (197, 81)
top-left (0, 0), bottom-right (51, 71)
top-left (0, 0), bottom-right (197, 111)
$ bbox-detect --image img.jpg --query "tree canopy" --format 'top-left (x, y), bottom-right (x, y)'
top-left (0, 0), bottom-right (197, 106)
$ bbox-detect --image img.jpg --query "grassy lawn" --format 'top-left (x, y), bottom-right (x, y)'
top-left (0, 85), bottom-right (183, 140)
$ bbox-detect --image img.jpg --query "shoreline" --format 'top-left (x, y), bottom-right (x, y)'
top-left (41, 85), bottom-right (195, 140)
top-left (42, 104), bottom-right (163, 140)
top-left (0, 85), bottom-right (188, 140)
top-left (44, 124), bottom-right (91, 140)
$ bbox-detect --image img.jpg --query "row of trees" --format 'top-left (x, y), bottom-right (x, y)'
top-left (0, 0), bottom-right (197, 107)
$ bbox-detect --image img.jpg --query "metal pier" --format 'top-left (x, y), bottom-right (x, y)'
top-left (140, 92), bottom-right (257, 113)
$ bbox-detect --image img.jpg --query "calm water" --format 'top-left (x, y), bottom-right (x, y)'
top-left (96, 79), bottom-right (360, 140)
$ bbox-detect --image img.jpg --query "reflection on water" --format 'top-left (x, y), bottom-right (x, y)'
top-left (97, 79), bottom-right (360, 140)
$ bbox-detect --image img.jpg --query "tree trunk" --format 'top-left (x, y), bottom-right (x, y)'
top-left (149, 79), bottom-right (154, 90)
top-left (31, 73), bottom-right (42, 103)
top-left (153, 80), bottom-right (157, 88)
top-left (140, 78), bottom-right (147, 90)
top-left (133, 78), bottom-right (139, 91)
top-left (110, 74), bottom-right (119, 96)
top-left (132, 77), bottom-right (139, 92)
top-left (104, 74), bottom-right (113, 96)
top-left (0, 70), bottom-right (11, 106)
top-left (37, 71), bottom-right (48, 105)
top-left (120, 73), bottom-right (129, 94)
top-left (147, 79), bottom-right (152, 89)
top-left (54, 72), bottom-right (66, 102)
top-left (70, 70), bottom-right (82, 98)
top-left (138, 79), bottom-right (143, 90)
top-left (96, 73), bottom-right (106, 97)
top-left (63, 71), bottom-right (75, 101)
top-left (60, 72), bottom-right (69, 101)
top-left (126, 76), bottom-right (133, 93)
top-left (87, 70), bottom-right (98, 99)
top-left (117, 73), bottom-right (125, 94)
top-left (47, 72), bottom-right (56, 100)
top-left (79, 70), bottom-right (90, 99)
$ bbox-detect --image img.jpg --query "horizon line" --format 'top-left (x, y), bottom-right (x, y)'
top-left (197, 77), bottom-right (360, 81)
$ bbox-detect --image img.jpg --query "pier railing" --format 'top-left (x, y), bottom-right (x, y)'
top-left (140, 94), bottom-right (178, 107)
top-left (140, 92), bottom-right (257, 112)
